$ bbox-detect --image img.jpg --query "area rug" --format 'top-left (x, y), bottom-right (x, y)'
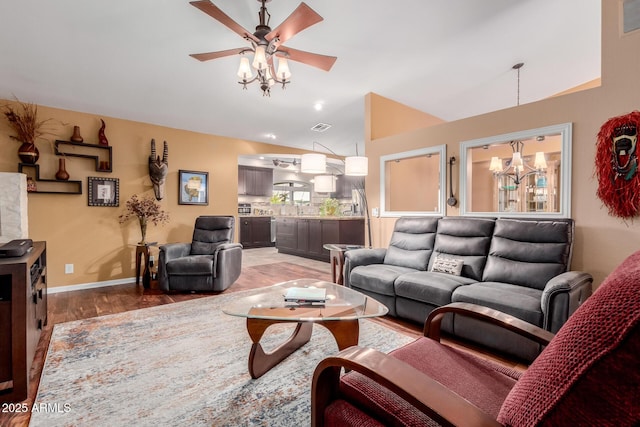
top-left (30, 288), bottom-right (414, 426)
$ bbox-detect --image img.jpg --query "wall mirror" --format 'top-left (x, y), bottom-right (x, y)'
top-left (380, 145), bottom-right (446, 217)
top-left (460, 123), bottom-right (572, 218)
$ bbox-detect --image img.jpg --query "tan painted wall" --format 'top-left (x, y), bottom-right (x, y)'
top-left (364, 1), bottom-right (640, 287)
top-left (0, 104), bottom-right (305, 288)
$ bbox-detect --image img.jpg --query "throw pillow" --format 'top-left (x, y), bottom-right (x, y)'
top-left (431, 257), bottom-right (464, 276)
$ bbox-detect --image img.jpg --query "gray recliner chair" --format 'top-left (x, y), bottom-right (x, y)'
top-left (157, 216), bottom-right (243, 292)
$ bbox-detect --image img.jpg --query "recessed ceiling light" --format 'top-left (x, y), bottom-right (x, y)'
top-left (265, 133), bottom-right (277, 140)
top-left (314, 102), bottom-right (323, 111)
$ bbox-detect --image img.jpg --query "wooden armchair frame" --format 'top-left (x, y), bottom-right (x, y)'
top-left (311, 302), bottom-right (555, 427)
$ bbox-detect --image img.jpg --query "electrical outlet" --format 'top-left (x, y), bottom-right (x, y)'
top-left (65, 264), bottom-right (74, 274)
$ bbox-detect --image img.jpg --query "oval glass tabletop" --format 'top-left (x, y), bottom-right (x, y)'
top-left (222, 278), bottom-right (388, 322)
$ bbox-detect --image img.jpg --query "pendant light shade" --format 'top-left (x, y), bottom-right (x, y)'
top-left (301, 153), bottom-right (326, 173)
top-left (276, 57), bottom-right (292, 80)
top-left (489, 157), bottom-right (502, 173)
top-left (345, 156), bottom-right (368, 176)
top-left (252, 45), bottom-right (268, 71)
top-left (237, 57), bottom-right (253, 79)
top-left (314, 175), bottom-right (336, 193)
top-left (534, 151), bottom-right (547, 170)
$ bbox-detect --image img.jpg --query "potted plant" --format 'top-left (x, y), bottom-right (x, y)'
top-left (119, 194), bottom-right (170, 244)
top-left (2, 100), bottom-right (55, 164)
top-left (319, 198), bottom-right (340, 216)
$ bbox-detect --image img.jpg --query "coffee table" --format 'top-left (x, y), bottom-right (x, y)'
top-left (222, 278), bottom-right (388, 378)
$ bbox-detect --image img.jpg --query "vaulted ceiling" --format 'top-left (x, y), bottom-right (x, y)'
top-left (0, 0), bottom-right (601, 156)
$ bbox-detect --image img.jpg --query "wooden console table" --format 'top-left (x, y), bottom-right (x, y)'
top-left (0, 241), bottom-right (47, 403)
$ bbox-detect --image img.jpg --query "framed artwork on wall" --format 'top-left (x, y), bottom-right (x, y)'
top-left (179, 170), bottom-right (208, 205)
top-left (88, 177), bottom-right (119, 207)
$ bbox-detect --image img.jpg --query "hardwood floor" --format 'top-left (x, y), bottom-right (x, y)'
top-left (0, 248), bottom-right (526, 426)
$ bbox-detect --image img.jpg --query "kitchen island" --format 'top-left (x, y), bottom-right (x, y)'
top-left (275, 216), bottom-right (364, 262)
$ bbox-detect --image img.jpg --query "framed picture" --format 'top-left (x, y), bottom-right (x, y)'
top-left (88, 177), bottom-right (119, 207)
top-left (179, 170), bottom-right (208, 205)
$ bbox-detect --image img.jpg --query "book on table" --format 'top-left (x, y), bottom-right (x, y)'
top-left (284, 287), bottom-right (327, 303)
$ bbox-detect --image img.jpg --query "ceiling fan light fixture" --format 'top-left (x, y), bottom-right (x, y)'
top-left (301, 153), bottom-right (326, 174)
top-left (237, 57), bottom-right (253, 79)
top-left (345, 156), bottom-right (368, 176)
top-left (252, 45), bottom-right (268, 71)
top-left (276, 57), bottom-right (292, 80)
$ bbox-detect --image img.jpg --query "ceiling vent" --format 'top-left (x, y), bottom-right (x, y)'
top-left (310, 123), bottom-right (332, 132)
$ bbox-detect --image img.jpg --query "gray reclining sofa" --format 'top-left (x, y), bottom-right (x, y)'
top-left (344, 216), bottom-right (593, 361)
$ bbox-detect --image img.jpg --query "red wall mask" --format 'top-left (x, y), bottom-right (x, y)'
top-left (595, 111), bottom-right (640, 219)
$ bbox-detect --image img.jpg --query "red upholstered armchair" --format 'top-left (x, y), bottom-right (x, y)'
top-left (312, 250), bottom-right (640, 426)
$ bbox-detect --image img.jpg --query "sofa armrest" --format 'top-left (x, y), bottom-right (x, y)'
top-left (157, 243), bottom-right (192, 290)
top-left (213, 243), bottom-right (243, 287)
top-left (159, 242), bottom-right (191, 261)
top-left (343, 248), bottom-right (387, 287)
top-left (541, 271), bottom-right (593, 332)
top-left (311, 345), bottom-right (501, 427)
top-left (425, 302), bottom-right (554, 346)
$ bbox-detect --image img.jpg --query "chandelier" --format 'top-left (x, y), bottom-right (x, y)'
top-left (489, 140), bottom-right (547, 187)
top-left (236, 46), bottom-right (291, 96)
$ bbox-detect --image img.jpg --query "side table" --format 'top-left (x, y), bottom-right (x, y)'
top-left (323, 244), bottom-right (364, 285)
top-left (134, 243), bottom-right (157, 288)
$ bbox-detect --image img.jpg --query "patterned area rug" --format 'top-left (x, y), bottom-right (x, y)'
top-left (30, 288), bottom-right (414, 426)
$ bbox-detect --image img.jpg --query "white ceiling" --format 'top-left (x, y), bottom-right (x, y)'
top-left (0, 0), bottom-right (601, 157)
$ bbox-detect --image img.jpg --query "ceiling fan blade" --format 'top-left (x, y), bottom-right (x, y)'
top-left (277, 47), bottom-right (337, 72)
top-left (190, 47), bottom-right (246, 62)
top-left (266, 2), bottom-right (323, 47)
top-left (190, 0), bottom-right (259, 43)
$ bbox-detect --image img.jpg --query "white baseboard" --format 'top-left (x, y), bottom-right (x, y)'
top-left (48, 277), bottom-right (136, 294)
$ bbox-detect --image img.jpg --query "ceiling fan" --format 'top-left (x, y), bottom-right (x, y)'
top-left (272, 158), bottom-right (298, 168)
top-left (189, 0), bottom-right (337, 96)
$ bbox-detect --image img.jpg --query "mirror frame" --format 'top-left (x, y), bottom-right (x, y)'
top-left (380, 145), bottom-right (447, 217)
top-left (459, 122), bottom-right (572, 218)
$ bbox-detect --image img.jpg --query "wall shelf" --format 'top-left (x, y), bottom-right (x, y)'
top-left (54, 140), bottom-right (112, 172)
top-left (18, 163), bottom-right (82, 194)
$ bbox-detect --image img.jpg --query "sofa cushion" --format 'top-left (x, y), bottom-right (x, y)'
top-left (431, 256), bottom-right (464, 275)
top-left (382, 217), bottom-right (439, 270)
top-left (350, 264), bottom-right (418, 297)
top-left (166, 255), bottom-right (214, 276)
top-left (338, 337), bottom-right (522, 425)
top-left (430, 217), bottom-right (495, 281)
top-left (452, 282), bottom-right (543, 326)
top-left (482, 219), bottom-right (573, 290)
top-left (191, 216), bottom-right (235, 255)
top-left (395, 271), bottom-right (476, 307)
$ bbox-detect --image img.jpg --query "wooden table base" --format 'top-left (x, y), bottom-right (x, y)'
top-left (246, 318), bottom-right (359, 379)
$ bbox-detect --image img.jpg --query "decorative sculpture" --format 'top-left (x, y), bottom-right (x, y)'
top-left (149, 139), bottom-right (169, 200)
top-left (98, 119), bottom-right (109, 146)
top-left (595, 111), bottom-right (640, 219)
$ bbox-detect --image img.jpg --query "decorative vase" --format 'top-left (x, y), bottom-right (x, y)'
top-left (70, 126), bottom-right (83, 143)
top-left (98, 119), bottom-right (109, 146)
top-left (18, 142), bottom-right (39, 164)
top-left (138, 217), bottom-right (148, 245)
top-left (55, 158), bottom-right (70, 181)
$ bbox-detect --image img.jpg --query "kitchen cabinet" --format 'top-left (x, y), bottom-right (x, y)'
top-left (238, 166), bottom-right (273, 196)
top-left (0, 241), bottom-right (47, 403)
top-left (239, 217), bottom-right (273, 248)
top-left (276, 217), bottom-right (364, 261)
